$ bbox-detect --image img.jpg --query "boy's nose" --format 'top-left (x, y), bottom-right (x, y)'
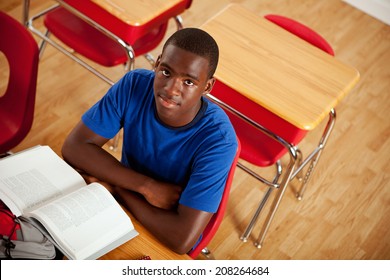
top-left (165, 78), bottom-right (181, 96)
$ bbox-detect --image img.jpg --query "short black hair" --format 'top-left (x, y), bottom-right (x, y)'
top-left (162, 28), bottom-right (219, 79)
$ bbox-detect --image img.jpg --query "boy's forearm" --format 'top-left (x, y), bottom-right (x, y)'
top-left (115, 187), bottom-right (211, 254)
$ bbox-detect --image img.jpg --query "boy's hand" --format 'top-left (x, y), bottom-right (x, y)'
top-left (141, 181), bottom-right (182, 210)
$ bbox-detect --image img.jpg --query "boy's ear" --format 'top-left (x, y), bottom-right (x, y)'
top-left (203, 77), bottom-right (216, 95)
top-left (154, 55), bottom-right (162, 70)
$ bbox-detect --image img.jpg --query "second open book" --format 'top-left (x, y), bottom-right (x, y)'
top-left (0, 145), bottom-right (138, 260)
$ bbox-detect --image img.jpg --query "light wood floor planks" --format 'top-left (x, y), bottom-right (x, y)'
top-left (1, 0), bottom-right (389, 260)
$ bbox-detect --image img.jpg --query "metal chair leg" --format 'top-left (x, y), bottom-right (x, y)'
top-left (144, 53), bottom-right (156, 67)
top-left (240, 187), bottom-right (273, 242)
top-left (109, 129), bottom-right (122, 152)
top-left (240, 161), bottom-right (282, 242)
top-left (38, 29), bottom-right (51, 59)
top-left (201, 247), bottom-right (215, 259)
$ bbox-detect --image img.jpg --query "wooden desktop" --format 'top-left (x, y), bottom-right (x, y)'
top-left (201, 4), bottom-right (360, 130)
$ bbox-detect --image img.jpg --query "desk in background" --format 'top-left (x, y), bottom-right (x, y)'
top-left (200, 4), bottom-right (359, 248)
top-left (201, 4), bottom-right (359, 130)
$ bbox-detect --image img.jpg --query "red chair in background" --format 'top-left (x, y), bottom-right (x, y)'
top-left (208, 14), bottom-right (335, 249)
top-left (0, 11), bottom-right (39, 155)
top-left (188, 140), bottom-right (241, 259)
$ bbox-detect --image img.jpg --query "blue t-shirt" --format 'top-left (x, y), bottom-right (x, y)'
top-left (82, 69), bottom-right (237, 213)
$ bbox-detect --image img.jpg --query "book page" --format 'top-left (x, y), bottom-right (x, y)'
top-left (27, 183), bottom-right (138, 260)
top-left (0, 146), bottom-right (86, 216)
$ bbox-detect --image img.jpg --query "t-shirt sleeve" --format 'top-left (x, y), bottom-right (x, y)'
top-left (179, 133), bottom-right (238, 214)
top-left (81, 72), bottom-right (136, 139)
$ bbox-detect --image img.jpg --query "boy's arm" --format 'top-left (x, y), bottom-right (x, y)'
top-left (115, 187), bottom-right (213, 254)
top-left (62, 121), bottom-right (182, 210)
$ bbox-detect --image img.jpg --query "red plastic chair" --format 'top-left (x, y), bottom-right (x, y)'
top-left (208, 14), bottom-right (335, 249)
top-left (188, 140), bottom-right (241, 259)
top-left (24, 0), bottom-right (192, 86)
top-left (0, 11), bottom-right (39, 155)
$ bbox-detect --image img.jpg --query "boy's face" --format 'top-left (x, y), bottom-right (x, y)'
top-left (153, 44), bottom-right (215, 127)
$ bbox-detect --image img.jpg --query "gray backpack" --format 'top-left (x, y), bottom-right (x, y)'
top-left (0, 202), bottom-right (56, 259)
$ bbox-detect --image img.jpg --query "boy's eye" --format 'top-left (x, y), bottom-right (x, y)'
top-left (184, 80), bottom-right (194, 86)
top-left (162, 70), bottom-right (170, 77)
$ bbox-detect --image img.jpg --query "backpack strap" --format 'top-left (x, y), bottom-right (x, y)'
top-left (0, 208), bottom-right (20, 258)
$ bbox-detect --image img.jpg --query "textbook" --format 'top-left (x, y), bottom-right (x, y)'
top-left (0, 145), bottom-right (138, 260)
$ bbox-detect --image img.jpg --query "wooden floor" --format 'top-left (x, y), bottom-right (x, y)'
top-left (2, 0), bottom-right (389, 260)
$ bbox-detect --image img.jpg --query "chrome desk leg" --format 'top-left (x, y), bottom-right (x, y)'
top-left (294, 148), bottom-right (303, 181)
top-left (297, 109), bottom-right (336, 200)
top-left (240, 161), bottom-right (282, 242)
top-left (254, 151), bottom-right (297, 249)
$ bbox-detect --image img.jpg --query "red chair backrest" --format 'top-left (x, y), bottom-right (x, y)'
top-left (265, 14), bottom-right (335, 56)
top-left (188, 139), bottom-right (241, 259)
top-left (0, 11), bottom-right (39, 153)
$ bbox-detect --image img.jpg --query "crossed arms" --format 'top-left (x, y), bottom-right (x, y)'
top-left (62, 121), bottom-right (212, 254)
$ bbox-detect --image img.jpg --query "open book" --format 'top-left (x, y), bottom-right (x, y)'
top-left (0, 145), bottom-right (138, 260)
